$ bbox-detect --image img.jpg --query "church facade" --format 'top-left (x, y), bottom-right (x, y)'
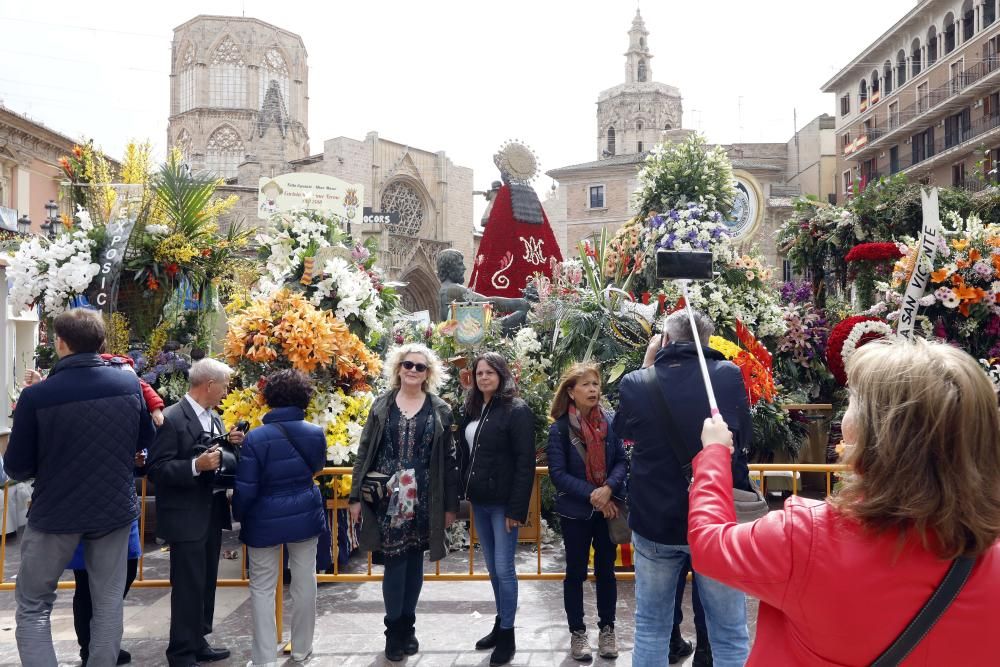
top-left (167, 15), bottom-right (474, 317)
top-left (546, 10), bottom-right (838, 275)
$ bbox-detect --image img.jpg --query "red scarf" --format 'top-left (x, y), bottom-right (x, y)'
top-left (568, 404), bottom-right (608, 486)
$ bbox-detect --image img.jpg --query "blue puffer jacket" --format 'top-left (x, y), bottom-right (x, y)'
top-left (547, 411), bottom-right (628, 520)
top-left (232, 407), bottom-right (327, 548)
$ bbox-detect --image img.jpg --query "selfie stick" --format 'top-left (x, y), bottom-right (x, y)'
top-left (677, 279), bottom-right (720, 416)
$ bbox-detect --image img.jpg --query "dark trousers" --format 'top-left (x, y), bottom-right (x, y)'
top-left (166, 493), bottom-right (227, 666)
top-left (382, 549), bottom-right (425, 622)
top-left (73, 558), bottom-right (139, 658)
top-left (561, 512), bottom-right (617, 632)
top-left (673, 555), bottom-right (708, 637)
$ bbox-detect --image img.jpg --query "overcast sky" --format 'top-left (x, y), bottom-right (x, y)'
top-left (2, 0), bottom-right (915, 208)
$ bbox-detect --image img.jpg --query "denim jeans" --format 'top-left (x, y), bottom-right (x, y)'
top-left (673, 555), bottom-right (708, 638)
top-left (382, 549), bottom-right (425, 622)
top-left (473, 504), bottom-right (519, 629)
top-left (631, 532), bottom-right (749, 667)
top-left (561, 513), bottom-right (617, 632)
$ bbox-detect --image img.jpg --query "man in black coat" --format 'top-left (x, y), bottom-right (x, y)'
top-left (615, 309), bottom-right (752, 667)
top-left (7, 308), bottom-right (155, 666)
top-left (147, 358), bottom-right (243, 667)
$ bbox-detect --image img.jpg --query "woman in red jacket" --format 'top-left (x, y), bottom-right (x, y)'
top-left (688, 339), bottom-right (1000, 666)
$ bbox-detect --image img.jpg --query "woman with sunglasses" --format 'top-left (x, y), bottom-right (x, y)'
top-left (458, 352), bottom-right (536, 667)
top-left (349, 343), bottom-right (459, 662)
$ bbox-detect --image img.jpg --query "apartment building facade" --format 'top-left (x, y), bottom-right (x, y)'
top-left (824, 0), bottom-right (1000, 199)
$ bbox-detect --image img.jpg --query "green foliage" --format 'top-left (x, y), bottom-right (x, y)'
top-left (634, 134), bottom-right (736, 218)
top-left (750, 400), bottom-right (808, 462)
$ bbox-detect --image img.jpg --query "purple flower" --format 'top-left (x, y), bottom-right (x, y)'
top-left (686, 230), bottom-right (698, 240)
top-left (141, 371), bottom-right (158, 384)
top-left (651, 215), bottom-right (665, 228)
top-left (669, 210), bottom-right (680, 221)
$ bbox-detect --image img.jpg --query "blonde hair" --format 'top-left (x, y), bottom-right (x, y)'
top-left (830, 338), bottom-right (1000, 558)
top-left (549, 362), bottom-right (602, 422)
top-left (383, 343), bottom-right (446, 394)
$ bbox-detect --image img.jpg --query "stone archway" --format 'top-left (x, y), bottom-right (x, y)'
top-left (399, 265), bottom-right (439, 318)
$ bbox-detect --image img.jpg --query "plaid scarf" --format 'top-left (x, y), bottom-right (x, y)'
top-left (568, 404), bottom-right (608, 486)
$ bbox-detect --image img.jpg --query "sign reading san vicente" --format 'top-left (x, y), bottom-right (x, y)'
top-left (258, 173), bottom-right (364, 223)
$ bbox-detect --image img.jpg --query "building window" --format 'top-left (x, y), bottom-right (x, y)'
top-left (380, 180), bottom-right (426, 236)
top-left (951, 60), bottom-right (966, 94)
top-left (888, 101), bottom-right (900, 129)
top-left (945, 108), bottom-right (971, 148)
top-left (963, 1), bottom-right (974, 41)
top-left (883, 60), bottom-right (894, 94)
top-left (916, 81), bottom-right (930, 113)
top-left (927, 27), bottom-right (938, 66)
top-left (911, 127), bottom-right (935, 165)
top-left (209, 37), bottom-right (246, 108)
top-left (841, 132), bottom-right (852, 151)
top-left (636, 120), bottom-right (643, 131)
top-left (840, 94), bottom-right (851, 116)
top-left (664, 123), bottom-right (672, 131)
top-left (890, 145), bottom-right (900, 174)
top-left (952, 162), bottom-right (966, 186)
top-left (842, 170), bottom-right (853, 196)
top-left (911, 38), bottom-right (922, 77)
top-left (987, 1), bottom-right (997, 28)
top-left (606, 127), bottom-right (616, 156)
top-left (637, 141), bottom-right (644, 153)
top-left (944, 13), bottom-right (957, 53)
top-left (258, 47), bottom-right (289, 111)
top-left (986, 91), bottom-right (1000, 119)
top-left (637, 59), bottom-right (647, 82)
top-left (589, 185), bottom-right (606, 209)
top-left (858, 80), bottom-right (868, 109)
top-left (782, 259), bottom-right (793, 283)
top-left (205, 125), bottom-right (244, 179)
top-left (984, 35), bottom-right (1000, 68)
top-left (178, 47), bottom-right (195, 113)
top-left (897, 50), bottom-right (908, 86)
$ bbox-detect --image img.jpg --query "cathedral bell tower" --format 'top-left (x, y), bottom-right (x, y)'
top-left (625, 9), bottom-right (652, 84)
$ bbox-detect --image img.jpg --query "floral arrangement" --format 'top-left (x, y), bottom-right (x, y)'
top-left (774, 283), bottom-right (833, 401)
top-left (220, 384), bottom-right (374, 464)
top-left (633, 133), bottom-right (735, 218)
top-left (133, 349), bottom-right (192, 405)
top-left (223, 289), bottom-right (380, 391)
top-left (825, 316), bottom-right (893, 386)
top-left (708, 334), bottom-right (775, 406)
top-left (255, 210), bottom-right (398, 342)
top-left (777, 199), bottom-right (861, 302)
top-left (844, 242), bottom-right (906, 264)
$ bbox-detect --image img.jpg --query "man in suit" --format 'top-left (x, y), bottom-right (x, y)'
top-left (148, 358), bottom-right (244, 666)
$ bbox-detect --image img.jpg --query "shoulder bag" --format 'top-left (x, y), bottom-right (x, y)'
top-left (563, 417), bottom-right (632, 545)
top-left (642, 366), bottom-right (769, 523)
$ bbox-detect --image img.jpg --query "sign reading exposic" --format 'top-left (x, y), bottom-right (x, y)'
top-left (258, 173), bottom-right (364, 223)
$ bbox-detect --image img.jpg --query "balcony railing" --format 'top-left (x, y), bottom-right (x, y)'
top-left (844, 55), bottom-right (1000, 156)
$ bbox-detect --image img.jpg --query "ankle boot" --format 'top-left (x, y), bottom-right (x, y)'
top-left (476, 615), bottom-right (501, 650)
top-left (490, 627), bottom-right (516, 666)
top-left (669, 623), bottom-right (694, 663)
top-left (400, 613), bottom-right (418, 655)
top-left (693, 632), bottom-right (713, 667)
top-left (383, 617), bottom-right (405, 662)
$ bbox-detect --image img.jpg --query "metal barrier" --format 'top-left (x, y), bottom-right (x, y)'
top-left (0, 463), bottom-right (849, 640)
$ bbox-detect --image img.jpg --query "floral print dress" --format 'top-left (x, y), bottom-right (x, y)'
top-left (374, 396), bottom-right (434, 558)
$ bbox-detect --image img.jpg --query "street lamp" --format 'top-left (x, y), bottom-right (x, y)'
top-left (16, 215), bottom-right (31, 235)
top-left (40, 200), bottom-right (59, 240)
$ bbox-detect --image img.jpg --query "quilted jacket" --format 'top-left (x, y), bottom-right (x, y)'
top-left (547, 412), bottom-right (628, 520)
top-left (232, 407), bottom-right (326, 548)
top-left (689, 444), bottom-right (1000, 666)
top-left (6, 353), bottom-right (155, 533)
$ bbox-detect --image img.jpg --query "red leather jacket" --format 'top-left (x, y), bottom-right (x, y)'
top-left (688, 444), bottom-right (1000, 666)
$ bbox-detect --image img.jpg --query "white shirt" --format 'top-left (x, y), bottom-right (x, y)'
top-left (185, 394), bottom-right (219, 477)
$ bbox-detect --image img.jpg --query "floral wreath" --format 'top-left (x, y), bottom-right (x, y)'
top-left (844, 242), bottom-right (907, 264)
top-left (826, 316), bottom-right (894, 386)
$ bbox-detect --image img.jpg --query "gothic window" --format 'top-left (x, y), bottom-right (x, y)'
top-left (637, 59), bottom-right (647, 82)
top-left (258, 47), bottom-right (290, 110)
top-left (636, 120), bottom-right (643, 131)
top-left (380, 180), bottom-right (426, 236)
top-left (607, 127), bottom-right (616, 156)
top-left (637, 141), bottom-right (644, 153)
top-left (209, 37), bottom-right (246, 108)
top-left (897, 49), bottom-right (907, 86)
top-left (911, 38), bottom-right (922, 77)
top-left (178, 47), bottom-right (195, 113)
top-left (205, 126), bottom-right (244, 179)
top-left (664, 123), bottom-right (672, 130)
top-left (175, 129), bottom-right (192, 160)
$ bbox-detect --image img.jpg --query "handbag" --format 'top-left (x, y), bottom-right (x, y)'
top-left (870, 555), bottom-right (976, 666)
top-left (642, 366), bottom-right (769, 524)
top-left (359, 472), bottom-right (392, 510)
top-left (564, 420), bottom-right (632, 545)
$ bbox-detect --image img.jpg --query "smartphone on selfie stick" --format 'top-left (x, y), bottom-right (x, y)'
top-left (655, 249), bottom-right (720, 416)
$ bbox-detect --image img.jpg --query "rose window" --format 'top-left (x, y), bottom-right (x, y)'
top-left (380, 181), bottom-right (425, 236)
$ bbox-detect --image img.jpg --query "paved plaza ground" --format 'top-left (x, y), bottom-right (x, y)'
top-left (0, 529), bottom-right (759, 666)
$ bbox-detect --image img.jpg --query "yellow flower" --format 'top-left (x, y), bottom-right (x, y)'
top-left (709, 336), bottom-right (741, 360)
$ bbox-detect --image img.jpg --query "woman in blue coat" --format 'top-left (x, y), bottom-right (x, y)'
top-left (547, 362), bottom-right (628, 663)
top-left (233, 369), bottom-right (326, 667)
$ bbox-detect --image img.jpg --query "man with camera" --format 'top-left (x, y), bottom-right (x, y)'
top-left (147, 358), bottom-right (244, 667)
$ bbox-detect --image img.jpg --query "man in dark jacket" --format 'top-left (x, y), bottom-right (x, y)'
top-left (615, 309), bottom-right (752, 667)
top-left (147, 358), bottom-right (243, 667)
top-left (6, 308), bottom-right (155, 666)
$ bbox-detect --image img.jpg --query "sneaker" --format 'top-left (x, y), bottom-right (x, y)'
top-left (598, 626), bottom-right (618, 659)
top-left (570, 629), bottom-right (593, 662)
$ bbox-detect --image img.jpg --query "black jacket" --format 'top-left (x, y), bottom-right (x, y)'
top-left (148, 398), bottom-right (233, 543)
top-left (457, 397), bottom-right (536, 523)
top-left (6, 353), bottom-right (154, 533)
top-left (614, 342), bottom-right (752, 546)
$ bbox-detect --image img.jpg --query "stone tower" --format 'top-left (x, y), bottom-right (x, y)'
top-left (596, 9), bottom-right (683, 159)
top-left (167, 15), bottom-right (309, 181)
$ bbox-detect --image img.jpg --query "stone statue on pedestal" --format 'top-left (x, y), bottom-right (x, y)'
top-left (436, 249), bottom-right (530, 334)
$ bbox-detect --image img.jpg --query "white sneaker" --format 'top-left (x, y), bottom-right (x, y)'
top-left (598, 626), bottom-right (619, 659)
top-left (571, 629), bottom-right (593, 662)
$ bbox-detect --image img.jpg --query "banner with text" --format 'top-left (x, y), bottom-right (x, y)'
top-left (258, 173), bottom-right (364, 224)
top-left (896, 188), bottom-right (943, 339)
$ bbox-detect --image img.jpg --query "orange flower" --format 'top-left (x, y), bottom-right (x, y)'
top-left (969, 248), bottom-right (981, 262)
top-left (931, 268), bottom-right (952, 283)
top-left (954, 284), bottom-right (987, 316)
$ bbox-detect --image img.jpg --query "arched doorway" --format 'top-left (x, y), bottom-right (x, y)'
top-left (400, 265), bottom-right (439, 319)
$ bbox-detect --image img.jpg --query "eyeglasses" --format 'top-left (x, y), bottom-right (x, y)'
top-left (401, 360), bottom-right (428, 372)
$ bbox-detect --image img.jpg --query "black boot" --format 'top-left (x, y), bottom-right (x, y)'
top-left (383, 617), bottom-right (405, 662)
top-left (489, 627), bottom-right (516, 666)
top-left (693, 633), bottom-right (713, 667)
top-left (476, 615), bottom-right (501, 650)
top-left (669, 624), bottom-right (694, 664)
top-left (400, 613), bottom-right (419, 655)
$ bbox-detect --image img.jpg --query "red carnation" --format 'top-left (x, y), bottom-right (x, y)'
top-left (845, 242), bottom-right (906, 264)
top-left (826, 316), bottom-right (892, 386)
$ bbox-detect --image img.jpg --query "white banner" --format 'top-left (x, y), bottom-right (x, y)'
top-left (258, 173), bottom-right (363, 223)
top-left (896, 188), bottom-right (943, 339)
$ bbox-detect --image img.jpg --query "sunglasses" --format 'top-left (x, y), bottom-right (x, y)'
top-left (401, 360), bottom-right (428, 372)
